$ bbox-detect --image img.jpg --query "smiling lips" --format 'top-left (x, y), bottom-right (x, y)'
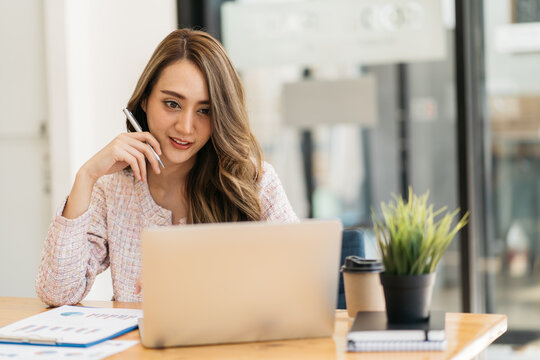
top-left (169, 137), bottom-right (193, 150)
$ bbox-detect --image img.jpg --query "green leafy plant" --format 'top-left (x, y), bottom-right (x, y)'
top-left (372, 188), bottom-right (469, 276)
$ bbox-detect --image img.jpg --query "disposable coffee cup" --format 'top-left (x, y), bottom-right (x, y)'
top-left (341, 256), bottom-right (385, 318)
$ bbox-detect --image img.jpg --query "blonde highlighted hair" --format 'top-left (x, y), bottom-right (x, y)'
top-left (127, 29), bottom-right (262, 223)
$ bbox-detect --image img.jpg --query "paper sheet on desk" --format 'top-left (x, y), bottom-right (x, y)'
top-left (0, 340), bottom-right (137, 359)
top-left (0, 305), bottom-right (142, 346)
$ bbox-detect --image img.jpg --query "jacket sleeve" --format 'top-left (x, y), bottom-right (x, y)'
top-left (35, 178), bottom-right (110, 306)
top-left (259, 162), bottom-right (299, 223)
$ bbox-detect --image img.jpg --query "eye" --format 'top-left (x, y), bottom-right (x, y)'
top-left (164, 100), bottom-right (180, 109)
top-left (198, 108), bottom-right (211, 115)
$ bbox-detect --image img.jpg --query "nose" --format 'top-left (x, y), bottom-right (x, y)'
top-left (174, 109), bottom-right (195, 135)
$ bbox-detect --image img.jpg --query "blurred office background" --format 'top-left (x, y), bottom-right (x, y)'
top-left (2, 0), bottom-right (540, 357)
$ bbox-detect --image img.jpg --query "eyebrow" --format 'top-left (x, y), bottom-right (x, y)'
top-left (160, 89), bottom-right (209, 105)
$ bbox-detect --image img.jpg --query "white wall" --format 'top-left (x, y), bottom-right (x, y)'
top-left (44, 0), bottom-right (177, 300)
top-left (46, 0), bottom-right (177, 209)
top-left (0, 0), bottom-right (49, 297)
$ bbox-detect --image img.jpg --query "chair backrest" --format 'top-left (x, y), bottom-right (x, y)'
top-left (337, 229), bottom-right (366, 309)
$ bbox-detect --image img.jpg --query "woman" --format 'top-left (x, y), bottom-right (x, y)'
top-left (36, 29), bottom-right (298, 306)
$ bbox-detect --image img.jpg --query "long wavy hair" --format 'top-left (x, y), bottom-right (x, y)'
top-left (126, 29), bottom-right (262, 223)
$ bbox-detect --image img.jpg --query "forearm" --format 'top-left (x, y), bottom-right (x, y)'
top-left (36, 244), bottom-right (90, 306)
top-left (37, 178), bottom-right (109, 306)
top-left (36, 226), bottom-right (109, 305)
top-left (36, 211), bottom-right (94, 305)
top-left (62, 166), bottom-right (98, 219)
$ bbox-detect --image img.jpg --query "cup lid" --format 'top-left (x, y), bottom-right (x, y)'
top-left (341, 256), bottom-right (384, 273)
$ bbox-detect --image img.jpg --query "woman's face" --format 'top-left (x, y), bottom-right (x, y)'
top-left (143, 59), bottom-right (212, 169)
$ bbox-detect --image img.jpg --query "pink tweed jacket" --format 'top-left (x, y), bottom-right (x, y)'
top-left (36, 162), bottom-right (298, 306)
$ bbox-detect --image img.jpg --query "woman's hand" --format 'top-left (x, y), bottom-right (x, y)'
top-left (62, 132), bottom-right (162, 219)
top-left (135, 275), bottom-right (143, 295)
top-left (135, 275), bottom-right (142, 295)
top-left (82, 132), bottom-right (162, 183)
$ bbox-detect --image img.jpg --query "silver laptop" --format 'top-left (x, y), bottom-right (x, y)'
top-left (139, 219), bottom-right (342, 348)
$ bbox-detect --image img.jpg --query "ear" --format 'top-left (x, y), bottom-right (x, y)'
top-left (141, 98), bottom-right (147, 113)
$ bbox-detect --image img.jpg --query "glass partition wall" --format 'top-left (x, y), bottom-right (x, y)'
top-left (218, 0), bottom-right (462, 314)
top-left (180, 0), bottom-right (540, 346)
top-left (483, 0), bottom-right (540, 343)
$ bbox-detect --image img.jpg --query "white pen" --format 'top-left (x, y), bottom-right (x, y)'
top-left (123, 108), bottom-right (165, 168)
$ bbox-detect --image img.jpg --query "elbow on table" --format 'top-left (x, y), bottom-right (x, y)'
top-left (35, 276), bottom-right (87, 307)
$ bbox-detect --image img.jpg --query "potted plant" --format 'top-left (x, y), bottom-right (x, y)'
top-left (372, 188), bottom-right (469, 323)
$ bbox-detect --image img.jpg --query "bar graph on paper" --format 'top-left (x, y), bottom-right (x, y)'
top-left (0, 305), bottom-right (142, 345)
top-left (12, 312), bottom-right (137, 336)
top-left (0, 340), bottom-right (138, 359)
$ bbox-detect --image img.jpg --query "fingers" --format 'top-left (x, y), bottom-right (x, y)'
top-left (95, 133), bottom-right (162, 181)
top-left (129, 132), bottom-right (162, 155)
top-left (123, 146), bottom-right (147, 182)
top-left (135, 276), bottom-right (142, 295)
top-left (109, 136), bottom-right (146, 181)
top-left (124, 135), bottom-right (162, 175)
top-left (115, 146), bottom-right (144, 182)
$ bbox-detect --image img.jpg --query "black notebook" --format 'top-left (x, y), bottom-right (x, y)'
top-left (347, 311), bottom-right (446, 352)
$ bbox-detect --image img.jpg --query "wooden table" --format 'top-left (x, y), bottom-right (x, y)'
top-left (0, 297), bottom-right (507, 359)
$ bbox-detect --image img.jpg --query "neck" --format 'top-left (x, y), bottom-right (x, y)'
top-left (147, 156), bottom-right (195, 192)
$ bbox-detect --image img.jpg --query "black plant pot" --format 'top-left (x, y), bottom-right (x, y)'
top-left (379, 272), bottom-right (436, 324)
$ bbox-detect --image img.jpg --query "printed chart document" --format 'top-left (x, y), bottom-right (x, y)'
top-left (0, 306), bottom-right (142, 347)
top-left (0, 340), bottom-right (138, 360)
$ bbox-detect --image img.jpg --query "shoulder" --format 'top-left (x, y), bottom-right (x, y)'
top-left (258, 161), bottom-right (299, 223)
top-left (258, 161), bottom-right (279, 188)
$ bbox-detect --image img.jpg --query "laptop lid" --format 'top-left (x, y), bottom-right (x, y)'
top-left (140, 219), bottom-right (342, 348)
